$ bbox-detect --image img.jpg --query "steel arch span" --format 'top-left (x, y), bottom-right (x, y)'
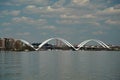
top-left (18, 39), bottom-right (36, 50)
top-left (77, 39), bottom-right (110, 50)
top-left (15, 38), bottom-right (110, 51)
top-left (36, 37), bottom-right (76, 51)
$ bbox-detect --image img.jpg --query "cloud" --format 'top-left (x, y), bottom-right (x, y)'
top-left (91, 4), bottom-right (120, 26)
top-left (23, 1), bottom-right (97, 21)
top-left (105, 19), bottom-right (120, 25)
top-left (10, 10), bottom-right (21, 16)
top-left (1, 2), bottom-right (13, 6)
top-left (12, 16), bottom-right (34, 23)
top-left (24, 4), bottom-right (93, 16)
top-left (60, 14), bottom-right (96, 19)
top-left (92, 31), bottom-right (105, 35)
top-left (12, 0), bottom-right (50, 6)
top-left (42, 26), bottom-right (56, 30)
top-left (51, 0), bottom-right (66, 8)
top-left (82, 14), bottom-right (96, 18)
top-left (12, 16), bottom-right (47, 25)
top-left (60, 14), bottom-right (80, 19)
top-left (71, 0), bottom-right (89, 6)
top-left (23, 1), bottom-right (97, 19)
top-left (2, 22), bottom-right (11, 26)
top-left (25, 5), bottom-right (36, 9)
top-left (1, 10), bottom-right (20, 16)
top-left (24, 5), bottom-right (67, 14)
top-left (56, 19), bottom-right (100, 26)
top-left (37, 25), bottom-right (56, 30)
top-left (96, 7), bottom-right (120, 15)
top-left (0, 1), bottom-right (20, 6)
top-left (16, 32), bottom-right (30, 36)
top-left (56, 20), bottom-right (80, 24)
top-left (88, 22), bottom-right (100, 26)
top-left (114, 4), bottom-right (120, 9)
top-left (23, 5), bottom-right (41, 14)
top-left (4, 28), bottom-right (12, 32)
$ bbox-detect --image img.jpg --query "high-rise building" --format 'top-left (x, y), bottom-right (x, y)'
top-left (8, 38), bottom-right (15, 50)
top-left (0, 38), bottom-right (5, 50)
top-left (4, 38), bottom-right (15, 51)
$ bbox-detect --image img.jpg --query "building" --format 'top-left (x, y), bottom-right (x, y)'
top-left (4, 38), bottom-right (15, 51)
top-left (0, 38), bottom-right (15, 51)
top-left (14, 40), bottom-right (23, 51)
top-left (0, 38), bottom-right (5, 50)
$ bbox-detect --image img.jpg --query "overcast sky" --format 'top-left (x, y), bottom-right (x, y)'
top-left (0, 0), bottom-right (120, 45)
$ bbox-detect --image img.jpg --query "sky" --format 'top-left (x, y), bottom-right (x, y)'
top-left (0, 0), bottom-right (120, 45)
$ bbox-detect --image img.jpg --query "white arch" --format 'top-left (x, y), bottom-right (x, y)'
top-left (78, 39), bottom-right (106, 48)
top-left (36, 38), bottom-right (76, 50)
top-left (77, 39), bottom-right (110, 50)
top-left (96, 40), bottom-right (110, 49)
top-left (18, 39), bottom-right (36, 50)
top-left (15, 38), bottom-right (110, 51)
top-left (57, 38), bottom-right (77, 50)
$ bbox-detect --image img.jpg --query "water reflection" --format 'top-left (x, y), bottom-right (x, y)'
top-left (0, 52), bottom-right (22, 80)
top-left (0, 51), bottom-right (120, 80)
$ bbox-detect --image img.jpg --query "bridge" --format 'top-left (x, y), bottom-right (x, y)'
top-left (17, 37), bottom-right (110, 51)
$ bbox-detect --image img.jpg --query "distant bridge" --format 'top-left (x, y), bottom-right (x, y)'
top-left (17, 38), bottom-right (110, 51)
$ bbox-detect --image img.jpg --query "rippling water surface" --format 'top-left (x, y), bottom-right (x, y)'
top-left (0, 51), bottom-right (120, 80)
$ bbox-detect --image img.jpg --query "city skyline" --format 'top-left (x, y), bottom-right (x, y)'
top-left (0, 0), bottom-right (120, 45)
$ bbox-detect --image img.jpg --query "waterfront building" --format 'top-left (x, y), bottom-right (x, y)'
top-left (4, 38), bottom-right (15, 51)
top-left (0, 38), bottom-right (5, 50)
top-left (14, 40), bottom-right (23, 51)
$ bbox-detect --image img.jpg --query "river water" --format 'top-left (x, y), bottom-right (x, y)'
top-left (0, 51), bottom-right (120, 80)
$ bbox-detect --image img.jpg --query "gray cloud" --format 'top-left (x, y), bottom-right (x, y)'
top-left (12, 16), bottom-right (47, 25)
top-left (1, 10), bottom-right (20, 16)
